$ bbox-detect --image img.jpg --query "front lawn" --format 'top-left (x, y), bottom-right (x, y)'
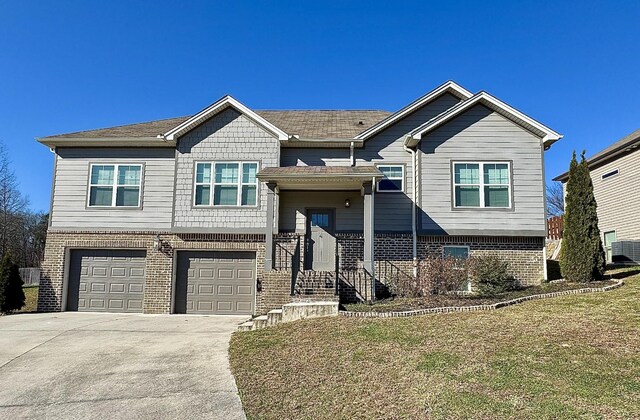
top-left (343, 279), bottom-right (618, 313)
top-left (230, 269), bottom-right (640, 419)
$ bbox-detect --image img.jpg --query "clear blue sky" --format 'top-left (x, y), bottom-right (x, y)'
top-left (1, 1), bottom-right (638, 212)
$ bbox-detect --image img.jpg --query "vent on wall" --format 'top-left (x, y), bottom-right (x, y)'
top-left (602, 169), bottom-right (619, 180)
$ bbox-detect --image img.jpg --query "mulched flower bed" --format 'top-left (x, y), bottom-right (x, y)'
top-left (343, 280), bottom-right (618, 313)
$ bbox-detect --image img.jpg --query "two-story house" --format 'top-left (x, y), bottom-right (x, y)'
top-left (554, 128), bottom-right (640, 263)
top-left (37, 81), bottom-right (562, 315)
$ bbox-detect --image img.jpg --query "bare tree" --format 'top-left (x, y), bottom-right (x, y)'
top-left (546, 181), bottom-right (565, 217)
top-left (0, 142), bottom-right (29, 257)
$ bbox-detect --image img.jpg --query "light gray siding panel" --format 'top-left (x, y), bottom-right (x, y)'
top-left (419, 104), bottom-right (546, 235)
top-left (280, 148), bottom-right (351, 167)
top-left (279, 191), bottom-right (364, 233)
top-left (279, 93), bottom-right (462, 232)
top-left (354, 93), bottom-right (462, 231)
top-left (50, 148), bottom-right (175, 230)
top-left (589, 149), bottom-right (640, 240)
top-left (174, 108), bottom-right (279, 229)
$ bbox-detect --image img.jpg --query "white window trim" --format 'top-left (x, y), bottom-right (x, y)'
top-left (603, 230), bottom-right (617, 246)
top-left (601, 168), bottom-right (619, 180)
top-left (376, 164), bottom-right (405, 193)
top-left (193, 161), bottom-right (259, 208)
top-left (87, 163), bottom-right (143, 208)
top-left (453, 161), bottom-right (512, 209)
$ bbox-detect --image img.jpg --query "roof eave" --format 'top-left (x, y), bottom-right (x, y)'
top-left (354, 81), bottom-right (474, 141)
top-left (36, 136), bottom-right (176, 148)
top-left (405, 92), bottom-right (563, 148)
top-left (163, 95), bottom-right (289, 142)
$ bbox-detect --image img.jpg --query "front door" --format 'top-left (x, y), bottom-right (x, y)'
top-left (305, 209), bottom-right (336, 271)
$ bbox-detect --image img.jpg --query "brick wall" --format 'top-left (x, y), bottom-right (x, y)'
top-left (39, 231), bottom-right (266, 314)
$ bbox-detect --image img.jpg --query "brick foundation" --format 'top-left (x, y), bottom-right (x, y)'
top-left (40, 230), bottom-right (545, 315)
top-left (39, 231), bottom-right (265, 314)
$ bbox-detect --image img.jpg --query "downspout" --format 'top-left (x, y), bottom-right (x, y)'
top-left (350, 141), bottom-right (355, 166)
top-left (403, 139), bottom-right (418, 277)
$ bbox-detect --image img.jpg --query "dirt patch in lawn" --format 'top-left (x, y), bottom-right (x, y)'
top-left (343, 280), bottom-right (618, 313)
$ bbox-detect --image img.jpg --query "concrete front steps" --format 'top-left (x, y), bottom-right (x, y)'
top-left (238, 301), bottom-right (338, 331)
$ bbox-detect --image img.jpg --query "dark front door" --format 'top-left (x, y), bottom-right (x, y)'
top-left (305, 209), bottom-right (336, 271)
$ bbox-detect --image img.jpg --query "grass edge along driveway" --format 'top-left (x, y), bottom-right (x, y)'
top-left (230, 269), bottom-right (640, 419)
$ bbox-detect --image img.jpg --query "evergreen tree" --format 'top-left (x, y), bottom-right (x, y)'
top-left (0, 252), bottom-right (25, 313)
top-left (560, 151), bottom-right (606, 282)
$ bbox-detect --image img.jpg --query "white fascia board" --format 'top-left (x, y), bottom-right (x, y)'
top-left (406, 92), bottom-right (563, 147)
top-left (354, 81), bottom-right (474, 141)
top-left (163, 95), bottom-right (289, 141)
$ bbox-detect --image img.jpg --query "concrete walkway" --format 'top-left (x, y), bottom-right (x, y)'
top-left (0, 312), bottom-right (248, 420)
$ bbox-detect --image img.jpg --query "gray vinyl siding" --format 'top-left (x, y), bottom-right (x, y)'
top-left (356, 93), bottom-right (462, 231)
top-left (280, 148), bottom-right (351, 167)
top-left (279, 191), bottom-right (364, 232)
top-left (50, 148), bottom-right (175, 230)
top-left (174, 108), bottom-right (280, 229)
top-left (589, 149), bottom-right (640, 241)
top-left (419, 104), bottom-right (546, 236)
top-left (280, 93), bottom-right (462, 232)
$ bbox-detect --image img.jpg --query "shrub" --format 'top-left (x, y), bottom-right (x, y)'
top-left (468, 255), bottom-right (519, 297)
top-left (0, 253), bottom-right (25, 314)
top-left (388, 256), bottom-right (468, 298)
top-left (560, 151), bottom-right (606, 282)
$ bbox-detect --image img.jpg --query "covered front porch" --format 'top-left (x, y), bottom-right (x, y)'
top-left (257, 166), bottom-right (383, 302)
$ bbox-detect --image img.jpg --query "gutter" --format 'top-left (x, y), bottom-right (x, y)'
top-left (403, 139), bottom-right (418, 277)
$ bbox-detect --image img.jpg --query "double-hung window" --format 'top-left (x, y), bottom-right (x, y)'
top-left (453, 162), bottom-right (511, 208)
top-left (88, 164), bottom-right (142, 207)
top-left (377, 165), bottom-right (404, 192)
top-left (194, 162), bottom-right (258, 207)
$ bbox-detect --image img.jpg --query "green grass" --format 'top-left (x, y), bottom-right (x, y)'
top-left (18, 286), bottom-right (38, 313)
top-left (230, 270), bottom-right (640, 419)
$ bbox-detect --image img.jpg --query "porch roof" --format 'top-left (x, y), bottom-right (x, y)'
top-left (257, 166), bottom-right (383, 190)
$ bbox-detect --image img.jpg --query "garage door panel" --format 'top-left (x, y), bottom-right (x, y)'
top-left (68, 250), bottom-right (146, 313)
top-left (175, 251), bottom-right (255, 315)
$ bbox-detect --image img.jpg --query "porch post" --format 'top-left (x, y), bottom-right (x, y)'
top-left (264, 182), bottom-right (277, 271)
top-left (363, 181), bottom-right (375, 300)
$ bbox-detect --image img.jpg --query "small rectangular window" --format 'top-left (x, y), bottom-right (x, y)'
top-left (601, 169), bottom-right (619, 180)
top-left (377, 165), bottom-right (404, 192)
top-left (88, 164), bottom-right (142, 207)
top-left (443, 246), bottom-right (469, 259)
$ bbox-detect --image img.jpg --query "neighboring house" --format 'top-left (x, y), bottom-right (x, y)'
top-left (37, 81), bottom-right (562, 315)
top-left (554, 128), bottom-right (640, 263)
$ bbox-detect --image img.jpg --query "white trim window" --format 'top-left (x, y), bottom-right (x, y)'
top-left (194, 162), bottom-right (258, 207)
top-left (88, 164), bottom-right (142, 207)
top-left (377, 165), bottom-right (404, 192)
top-left (453, 162), bottom-right (511, 208)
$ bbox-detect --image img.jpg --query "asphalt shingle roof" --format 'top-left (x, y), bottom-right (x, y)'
top-left (42, 110), bottom-right (392, 140)
top-left (554, 128), bottom-right (640, 181)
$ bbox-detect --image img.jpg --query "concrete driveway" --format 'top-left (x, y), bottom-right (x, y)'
top-left (0, 312), bottom-right (249, 420)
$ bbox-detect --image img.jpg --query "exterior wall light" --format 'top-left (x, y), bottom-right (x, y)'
top-left (345, 198), bottom-right (351, 208)
top-left (153, 234), bottom-right (161, 251)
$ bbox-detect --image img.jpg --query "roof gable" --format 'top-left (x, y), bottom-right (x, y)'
top-left (162, 95), bottom-right (289, 141)
top-left (405, 91), bottom-right (562, 148)
top-left (353, 81), bottom-right (473, 140)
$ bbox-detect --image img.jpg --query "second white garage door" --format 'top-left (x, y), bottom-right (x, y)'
top-left (174, 251), bottom-right (255, 315)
